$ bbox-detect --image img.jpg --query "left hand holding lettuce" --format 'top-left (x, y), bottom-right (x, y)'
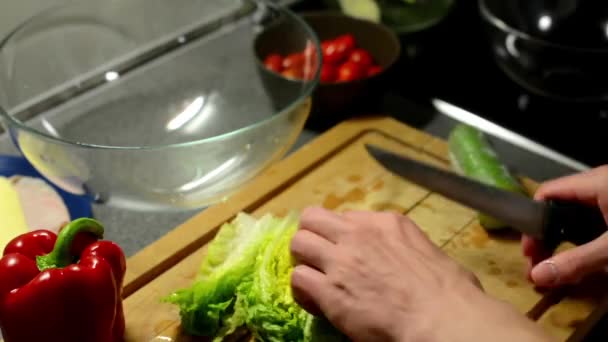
top-left (0, 218), bottom-right (126, 342)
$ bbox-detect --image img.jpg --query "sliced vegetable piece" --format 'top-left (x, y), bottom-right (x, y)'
top-left (447, 124), bottom-right (527, 230)
top-left (163, 213), bottom-right (280, 337)
top-left (337, 0), bottom-right (382, 23)
top-left (264, 54), bottom-right (283, 74)
top-left (236, 212), bottom-right (308, 341)
top-left (367, 65), bottom-right (383, 77)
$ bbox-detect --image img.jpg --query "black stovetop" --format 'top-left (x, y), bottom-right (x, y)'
top-left (293, 0), bottom-right (608, 168)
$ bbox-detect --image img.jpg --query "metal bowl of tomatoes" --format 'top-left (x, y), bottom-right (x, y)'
top-left (254, 11), bottom-right (401, 125)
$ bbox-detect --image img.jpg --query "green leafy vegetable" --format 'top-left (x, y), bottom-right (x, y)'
top-left (377, 0), bottom-right (453, 32)
top-left (164, 212), bottom-right (349, 342)
top-left (236, 213), bottom-right (308, 341)
top-left (337, 0), bottom-right (381, 23)
top-left (163, 213), bottom-right (277, 338)
top-left (448, 124), bottom-right (527, 229)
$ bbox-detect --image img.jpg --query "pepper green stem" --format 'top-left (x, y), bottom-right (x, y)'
top-left (36, 218), bottom-right (104, 271)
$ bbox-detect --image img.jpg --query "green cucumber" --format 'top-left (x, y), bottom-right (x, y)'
top-left (337, 0), bottom-right (382, 23)
top-left (447, 124), bottom-right (527, 230)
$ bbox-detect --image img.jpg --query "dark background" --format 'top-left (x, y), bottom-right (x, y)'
top-left (290, 0), bottom-right (608, 169)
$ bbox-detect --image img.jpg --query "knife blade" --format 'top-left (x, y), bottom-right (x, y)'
top-left (365, 144), bottom-right (607, 248)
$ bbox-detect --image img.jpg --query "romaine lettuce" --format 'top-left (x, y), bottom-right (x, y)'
top-left (235, 212), bottom-right (308, 341)
top-left (164, 212), bottom-right (349, 341)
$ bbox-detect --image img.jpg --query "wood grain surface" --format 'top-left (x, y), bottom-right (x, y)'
top-left (121, 117), bottom-right (605, 341)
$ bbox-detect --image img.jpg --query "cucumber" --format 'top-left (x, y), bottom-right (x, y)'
top-left (447, 124), bottom-right (527, 230)
top-left (337, 0), bottom-right (382, 23)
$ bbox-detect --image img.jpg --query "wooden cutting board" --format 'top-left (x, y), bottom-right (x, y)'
top-left (121, 116), bottom-right (607, 342)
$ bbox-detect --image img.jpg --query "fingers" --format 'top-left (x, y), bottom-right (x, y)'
top-left (526, 166), bottom-right (608, 286)
top-left (291, 229), bottom-right (333, 271)
top-left (292, 207), bottom-right (344, 316)
top-left (534, 166), bottom-right (608, 205)
top-left (342, 209), bottom-right (422, 241)
top-left (530, 232), bottom-right (608, 287)
top-left (521, 234), bottom-right (554, 281)
top-left (300, 206), bottom-right (347, 243)
top-left (341, 209), bottom-right (375, 221)
top-left (521, 234), bottom-right (537, 258)
top-left (521, 235), bottom-right (553, 264)
top-left (342, 210), bottom-right (439, 262)
top-left (290, 265), bottom-right (330, 316)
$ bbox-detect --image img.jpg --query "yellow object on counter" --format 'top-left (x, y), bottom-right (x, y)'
top-left (0, 176), bottom-right (29, 253)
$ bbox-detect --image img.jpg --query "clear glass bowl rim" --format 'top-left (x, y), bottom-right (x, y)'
top-left (479, 0), bottom-right (608, 53)
top-left (0, 0), bottom-right (322, 151)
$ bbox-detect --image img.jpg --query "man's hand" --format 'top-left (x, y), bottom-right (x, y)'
top-left (290, 207), bottom-right (554, 342)
top-left (523, 166), bottom-right (608, 288)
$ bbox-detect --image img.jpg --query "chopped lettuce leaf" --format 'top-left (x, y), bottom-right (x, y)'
top-left (237, 212), bottom-right (310, 341)
top-left (165, 211), bottom-right (349, 341)
top-left (163, 213), bottom-right (281, 337)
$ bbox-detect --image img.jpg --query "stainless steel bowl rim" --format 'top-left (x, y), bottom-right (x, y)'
top-left (0, 0), bottom-right (322, 151)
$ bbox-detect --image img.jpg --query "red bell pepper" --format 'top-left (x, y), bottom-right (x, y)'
top-left (0, 218), bottom-right (126, 342)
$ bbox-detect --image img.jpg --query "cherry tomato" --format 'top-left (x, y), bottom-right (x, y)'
top-left (282, 52), bottom-right (306, 70)
top-left (264, 54), bottom-right (283, 73)
top-left (334, 34), bottom-right (356, 58)
top-left (337, 61), bottom-right (367, 82)
top-left (367, 65), bottom-right (383, 77)
top-left (281, 67), bottom-right (303, 80)
top-left (321, 41), bottom-right (345, 65)
top-left (302, 43), bottom-right (320, 79)
top-left (302, 60), bottom-right (319, 80)
top-left (348, 49), bottom-right (374, 70)
top-left (303, 41), bottom-right (317, 59)
top-left (319, 63), bottom-right (338, 83)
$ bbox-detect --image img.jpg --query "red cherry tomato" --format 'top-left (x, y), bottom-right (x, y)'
top-left (302, 60), bottom-right (319, 81)
top-left (321, 41), bottom-right (345, 65)
top-left (282, 53), bottom-right (305, 70)
top-left (334, 34), bottom-right (356, 57)
top-left (367, 65), bottom-right (383, 77)
top-left (303, 41), bottom-right (317, 59)
top-left (319, 63), bottom-right (338, 83)
top-left (302, 42), bottom-right (320, 79)
top-left (264, 54), bottom-right (283, 73)
top-left (348, 49), bottom-right (374, 70)
top-left (337, 61), bottom-right (367, 82)
top-left (281, 67), bottom-right (303, 80)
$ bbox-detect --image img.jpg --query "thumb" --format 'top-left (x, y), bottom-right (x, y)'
top-left (530, 232), bottom-right (608, 287)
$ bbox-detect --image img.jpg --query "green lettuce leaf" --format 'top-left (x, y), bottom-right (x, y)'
top-left (235, 212), bottom-right (309, 341)
top-left (235, 213), bottom-right (349, 342)
top-left (165, 211), bottom-right (349, 341)
top-left (163, 213), bottom-right (281, 337)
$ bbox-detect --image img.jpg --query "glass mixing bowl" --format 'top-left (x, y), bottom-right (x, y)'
top-left (0, 0), bottom-right (320, 211)
top-left (479, 0), bottom-right (608, 102)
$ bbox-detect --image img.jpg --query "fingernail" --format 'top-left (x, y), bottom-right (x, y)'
top-left (531, 260), bottom-right (560, 286)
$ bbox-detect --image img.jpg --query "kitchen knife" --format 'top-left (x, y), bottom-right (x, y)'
top-left (365, 144), bottom-right (607, 248)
